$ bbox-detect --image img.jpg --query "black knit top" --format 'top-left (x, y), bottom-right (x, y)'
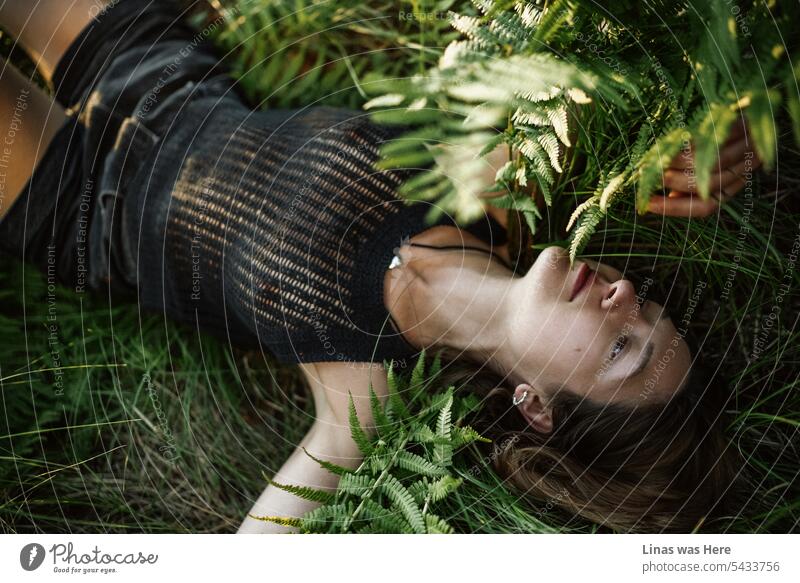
top-left (0, 0), bottom-right (507, 365)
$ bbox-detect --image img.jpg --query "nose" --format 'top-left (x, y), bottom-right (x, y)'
top-left (601, 279), bottom-right (636, 311)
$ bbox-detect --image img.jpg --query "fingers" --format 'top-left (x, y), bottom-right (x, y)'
top-left (646, 192), bottom-right (723, 218)
top-left (646, 154), bottom-right (755, 218)
top-left (716, 136), bottom-right (759, 171)
top-left (668, 116), bottom-right (749, 170)
top-left (662, 155), bottom-right (753, 194)
top-left (668, 142), bottom-right (695, 170)
top-left (645, 117), bottom-right (760, 218)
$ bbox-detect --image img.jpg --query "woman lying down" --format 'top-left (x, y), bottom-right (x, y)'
top-left (0, 0), bottom-right (760, 532)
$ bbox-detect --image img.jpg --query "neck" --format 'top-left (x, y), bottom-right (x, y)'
top-left (389, 253), bottom-right (522, 372)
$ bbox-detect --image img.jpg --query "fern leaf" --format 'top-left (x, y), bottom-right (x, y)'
top-left (425, 514), bottom-right (455, 534)
top-left (248, 515), bottom-right (303, 529)
top-left (371, 515), bottom-right (414, 533)
top-left (386, 361), bottom-right (410, 420)
top-left (363, 93), bottom-right (406, 110)
top-left (409, 425), bottom-right (436, 443)
top-left (744, 88), bottom-right (781, 170)
top-left (368, 384), bottom-right (393, 436)
top-left (566, 196), bottom-right (598, 231)
top-left (534, 0), bottom-right (575, 45)
top-left (428, 475), bottom-right (463, 503)
top-left (368, 450), bottom-right (391, 473)
top-left (348, 393), bottom-right (374, 456)
top-left (302, 502), bottom-right (354, 533)
top-left (301, 447), bottom-right (353, 477)
top-left (380, 474), bottom-right (426, 534)
top-left (546, 102), bottom-right (571, 147)
top-left (434, 394), bottom-right (454, 467)
top-left (451, 424), bottom-right (492, 447)
top-left (531, 170), bottom-right (552, 207)
top-left (264, 475), bottom-right (335, 505)
top-left (338, 473), bottom-right (373, 498)
top-left (409, 479), bottom-right (430, 504)
top-left (409, 350), bottom-right (427, 391)
top-left (693, 103), bottom-right (738, 199)
top-left (395, 450), bottom-right (447, 477)
top-left (569, 205), bottom-right (604, 261)
top-left (428, 350), bottom-right (443, 383)
top-left (598, 172), bottom-right (627, 211)
top-left (635, 126), bottom-right (687, 213)
top-left (566, 87), bottom-right (592, 104)
top-left (537, 130), bottom-right (563, 173)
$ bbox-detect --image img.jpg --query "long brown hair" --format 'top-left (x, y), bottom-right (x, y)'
top-left (436, 348), bottom-right (742, 532)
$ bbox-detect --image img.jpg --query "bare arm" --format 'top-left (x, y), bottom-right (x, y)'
top-left (237, 361), bottom-right (390, 534)
top-left (0, 61), bottom-right (65, 220)
top-left (0, 0), bottom-right (105, 83)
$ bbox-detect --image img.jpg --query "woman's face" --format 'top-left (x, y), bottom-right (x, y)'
top-left (508, 246), bottom-right (692, 404)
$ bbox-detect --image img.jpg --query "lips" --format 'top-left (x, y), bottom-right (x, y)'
top-left (569, 263), bottom-right (594, 301)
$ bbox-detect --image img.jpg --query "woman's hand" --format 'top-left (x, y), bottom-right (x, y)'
top-left (646, 119), bottom-right (762, 218)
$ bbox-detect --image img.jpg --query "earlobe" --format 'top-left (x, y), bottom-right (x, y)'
top-left (512, 383), bottom-right (553, 434)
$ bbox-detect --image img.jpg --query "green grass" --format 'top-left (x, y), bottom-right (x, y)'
top-left (1, 1), bottom-right (798, 533)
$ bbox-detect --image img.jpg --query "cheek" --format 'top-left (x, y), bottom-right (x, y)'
top-left (535, 322), bottom-right (599, 380)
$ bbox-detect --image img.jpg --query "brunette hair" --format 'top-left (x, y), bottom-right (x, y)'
top-left (437, 350), bottom-right (742, 532)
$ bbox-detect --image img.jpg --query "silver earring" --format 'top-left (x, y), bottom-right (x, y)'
top-left (512, 390), bottom-right (528, 406)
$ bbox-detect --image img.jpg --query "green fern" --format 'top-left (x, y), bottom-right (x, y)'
top-left (348, 392), bottom-right (374, 456)
top-left (359, 0), bottom-right (800, 256)
top-left (261, 352), bottom-right (488, 533)
top-left (262, 474), bottom-right (336, 505)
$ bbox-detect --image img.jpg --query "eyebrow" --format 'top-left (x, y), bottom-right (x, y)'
top-left (622, 340), bottom-right (654, 383)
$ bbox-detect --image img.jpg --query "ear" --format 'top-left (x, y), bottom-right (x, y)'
top-left (512, 383), bottom-right (553, 434)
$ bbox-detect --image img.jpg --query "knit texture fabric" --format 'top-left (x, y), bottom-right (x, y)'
top-left (0, 0), bottom-right (507, 364)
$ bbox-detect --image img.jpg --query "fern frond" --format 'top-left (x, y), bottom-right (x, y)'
top-left (301, 447), bottom-right (353, 477)
top-left (368, 384), bottom-right (393, 436)
top-left (263, 475), bottom-right (336, 505)
top-left (565, 195), bottom-right (598, 231)
top-left (744, 88), bottom-right (781, 170)
top-left (380, 474), bottom-right (426, 533)
top-left (537, 130), bottom-right (563, 173)
top-left (434, 394), bottom-right (454, 467)
top-left (408, 479), bottom-right (430, 504)
top-left (569, 204), bottom-right (604, 261)
top-left (338, 473), bottom-right (373, 498)
top-left (451, 424), bottom-right (492, 447)
top-left (348, 393), bottom-right (374, 456)
top-left (428, 475), bottom-right (463, 503)
top-left (692, 103), bottom-right (738, 199)
top-left (409, 350), bottom-right (427, 391)
top-left (248, 515), bottom-right (303, 529)
top-left (635, 125), bottom-right (688, 213)
top-left (533, 0), bottom-right (576, 45)
top-left (598, 172), bottom-right (627, 211)
top-left (428, 350), bottom-right (443, 382)
top-left (409, 425), bottom-right (436, 443)
top-left (302, 502), bottom-right (354, 532)
top-left (425, 513), bottom-right (455, 534)
top-left (395, 450), bottom-right (447, 477)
